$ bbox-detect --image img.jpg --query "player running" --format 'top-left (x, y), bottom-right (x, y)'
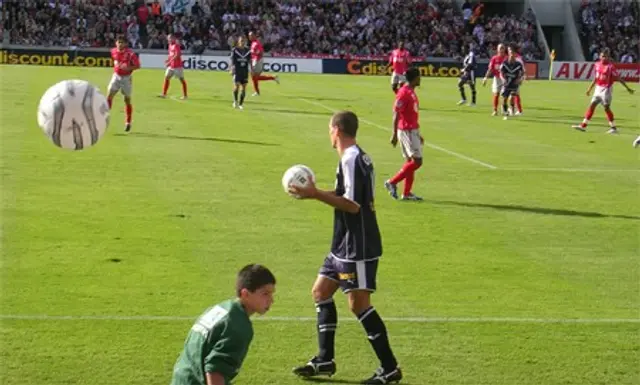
top-left (230, 36), bottom-right (251, 109)
top-left (170, 264), bottom-right (276, 385)
top-left (512, 47), bottom-right (525, 115)
top-left (290, 111), bottom-right (403, 385)
top-left (457, 45), bottom-right (477, 106)
top-left (385, 67), bottom-right (424, 201)
top-left (160, 34), bottom-right (188, 100)
top-left (482, 44), bottom-right (507, 116)
top-left (389, 41), bottom-right (411, 94)
top-left (248, 31), bottom-right (279, 96)
top-left (572, 48), bottom-right (635, 134)
top-left (499, 47), bottom-right (525, 120)
top-left (107, 35), bottom-right (140, 132)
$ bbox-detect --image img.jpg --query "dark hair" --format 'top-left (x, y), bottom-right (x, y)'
top-left (236, 264), bottom-right (276, 296)
top-left (331, 110), bottom-right (359, 138)
top-left (405, 67), bottom-right (420, 83)
top-left (116, 35), bottom-right (126, 43)
top-left (601, 48), bottom-right (611, 56)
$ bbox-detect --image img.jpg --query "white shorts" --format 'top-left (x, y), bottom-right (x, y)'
top-left (251, 59), bottom-right (263, 75)
top-left (107, 74), bottom-right (132, 97)
top-left (391, 72), bottom-right (406, 85)
top-left (492, 77), bottom-right (504, 94)
top-left (591, 85), bottom-right (613, 106)
top-left (165, 67), bottom-right (184, 80)
top-left (399, 129), bottom-right (423, 159)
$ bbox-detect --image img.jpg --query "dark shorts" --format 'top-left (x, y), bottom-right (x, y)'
top-left (319, 254), bottom-right (379, 293)
top-left (233, 71), bottom-right (249, 85)
top-left (502, 84), bottom-right (519, 97)
top-left (460, 71), bottom-right (475, 85)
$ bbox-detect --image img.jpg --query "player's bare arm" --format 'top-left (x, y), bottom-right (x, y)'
top-left (391, 112), bottom-right (399, 147)
top-left (206, 372), bottom-right (226, 385)
top-left (482, 67), bottom-right (492, 86)
top-left (289, 182), bottom-right (360, 214)
top-left (585, 78), bottom-right (596, 96)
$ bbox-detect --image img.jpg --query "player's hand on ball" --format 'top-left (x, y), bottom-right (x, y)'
top-left (390, 133), bottom-right (398, 147)
top-left (288, 182), bottom-right (316, 200)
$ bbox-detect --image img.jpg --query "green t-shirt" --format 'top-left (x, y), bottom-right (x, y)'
top-left (171, 299), bottom-right (254, 385)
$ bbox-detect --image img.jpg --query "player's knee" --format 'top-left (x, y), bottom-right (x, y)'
top-left (311, 285), bottom-right (331, 303)
top-left (124, 97), bottom-right (132, 105)
top-left (347, 292), bottom-right (371, 315)
top-left (413, 157), bottom-right (423, 168)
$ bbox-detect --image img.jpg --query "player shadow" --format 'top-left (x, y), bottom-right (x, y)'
top-left (303, 378), bottom-right (414, 385)
top-left (285, 94), bottom-right (357, 102)
top-left (428, 200), bottom-right (640, 221)
top-left (114, 132), bottom-right (279, 146)
top-left (250, 106), bottom-right (328, 117)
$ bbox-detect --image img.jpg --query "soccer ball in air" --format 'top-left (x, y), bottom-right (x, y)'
top-left (282, 165), bottom-right (315, 198)
top-left (37, 80), bottom-right (110, 150)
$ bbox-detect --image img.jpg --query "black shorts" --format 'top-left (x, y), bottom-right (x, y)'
top-left (233, 71), bottom-right (249, 85)
top-left (460, 71), bottom-right (475, 85)
top-left (502, 84), bottom-right (519, 97)
top-left (319, 254), bottom-right (378, 293)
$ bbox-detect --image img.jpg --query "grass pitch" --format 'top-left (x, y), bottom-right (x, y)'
top-left (1, 66), bottom-right (639, 385)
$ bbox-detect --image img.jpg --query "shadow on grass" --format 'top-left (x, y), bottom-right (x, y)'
top-left (114, 132), bottom-right (279, 146)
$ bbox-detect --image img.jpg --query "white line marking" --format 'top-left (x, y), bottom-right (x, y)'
top-left (501, 168), bottom-right (640, 173)
top-left (297, 97), bottom-right (498, 170)
top-left (1, 314), bottom-right (638, 324)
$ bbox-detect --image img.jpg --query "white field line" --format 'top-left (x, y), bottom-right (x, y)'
top-left (1, 314), bottom-right (639, 324)
top-left (500, 168), bottom-right (640, 173)
top-left (296, 97), bottom-right (498, 170)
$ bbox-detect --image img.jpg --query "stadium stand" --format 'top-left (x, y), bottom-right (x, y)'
top-left (578, 0), bottom-right (639, 62)
top-left (1, 0), bottom-right (546, 60)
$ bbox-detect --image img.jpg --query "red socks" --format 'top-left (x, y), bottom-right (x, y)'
top-left (252, 75), bottom-right (260, 94)
top-left (125, 104), bottom-right (132, 124)
top-left (107, 97), bottom-right (113, 109)
top-left (605, 109), bottom-right (614, 123)
top-left (514, 95), bottom-right (522, 113)
top-left (257, 75), bottom-right (275, 81)
top-left (389, 160), bottom-right (422, 195)
top-left (585, 105), bottom-right (595, 121)
top-left (492, 94), bottom-right (499, 111)
top-left (181, 79), bottom-right (188, 97)
top-left (162, 79), bottom-right (169, 95)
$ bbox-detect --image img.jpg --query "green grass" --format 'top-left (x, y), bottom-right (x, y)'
top-left (1, 65), bottom-right (639, 385)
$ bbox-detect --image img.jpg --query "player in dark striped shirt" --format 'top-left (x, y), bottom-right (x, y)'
top-left (457, 45), bottom-right (477, 106)
top-left (289, 111), bottom-right (402, 384)
top-left (499, 46), bottom-right (525, 120)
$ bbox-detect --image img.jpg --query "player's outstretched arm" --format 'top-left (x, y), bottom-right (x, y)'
top-left (289, 184), bottom-right (360, 214)
top-left (618, 78), bottom-right (635, 94)
top-left (206, 372), bottom-right (226, 385)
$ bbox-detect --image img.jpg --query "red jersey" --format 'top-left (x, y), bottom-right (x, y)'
top-left (594, 60), bottom-right (618, 88)
top-left (111, 47), bottom-right (139, 76)
top-left (250, 40), bottom-right (264, 61)
top-left (488, 54), bottom-right (506, 77)
top-left (394, 85), bottom-right (419, 130)
top-left (167, 42), bottom-right (183, 69)
top-left (389, 49), bottom-right (411, 74)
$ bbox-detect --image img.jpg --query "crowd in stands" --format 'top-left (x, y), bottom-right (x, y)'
top-left (2, 0), bottom-right (545, 60)
top-left (578, 0), bottom-right (639, 62)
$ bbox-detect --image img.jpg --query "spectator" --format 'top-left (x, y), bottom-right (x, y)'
top-left (579, 0), bottom-right (639, 62)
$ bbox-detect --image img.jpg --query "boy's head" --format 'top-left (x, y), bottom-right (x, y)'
top-left (236, 264), bottom-right (276, 315)
top-left (329, 110), bottom-right (358, 148)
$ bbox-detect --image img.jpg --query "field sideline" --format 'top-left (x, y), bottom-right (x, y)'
top-left (1, 65), bottom-right (639, 385)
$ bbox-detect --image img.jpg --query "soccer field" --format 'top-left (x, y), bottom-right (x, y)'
top-left (1, 65), bottom-right (639, 385)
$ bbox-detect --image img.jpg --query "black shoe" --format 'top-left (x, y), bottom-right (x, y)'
top-left (361, 367), bottom-right (403, 384)
top-left (125, 123), bottom-right (131, 132)
top-left (292, 356), bottom-right (336, 378)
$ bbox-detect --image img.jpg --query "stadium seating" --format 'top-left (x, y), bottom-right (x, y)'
top-left (577, 0), bottom-right (639, 62)
top-left (2, 0), bottom-right (546, 60)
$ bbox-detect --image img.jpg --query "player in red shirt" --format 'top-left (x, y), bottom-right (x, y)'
top-left (388, 41), bottom-right (411, 94)
top-left (572, 48), bottom-right (635, 134)
top-left (384, 68), bottom-right (424, 201)
top-left (482, 44), bottom-right (507, 116)
top-left (108, 35), bottom-right (140, 132)
top-left (248, 31), bottom-right (280, 96)
top-left (160, 34), bottom-right (188, 99)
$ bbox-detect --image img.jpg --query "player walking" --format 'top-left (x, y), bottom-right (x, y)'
top-left (290, 111), bottom-right (403, 385)
top-left (160, 34), bottom-right (188, 99)
top-left (499, 47), bottom-right (525, 120)
top-left (248, 31), bottom-right (279, 96)
top-left (385, 67), bottom-right (424, 201)
top-left (457, 45), bottom-right (477, 106)
top-left (170, 264), bottom-right (276, 385)
top-left (230, 36), bottom-right (251, 109)
top-left (107, 35), bottom-right (140, 132)
top-left (512, 48), bottom-right (525, 115)
top-left (389, 41), bottom-right (411, 94)
top-left (482, 44), bottom-right (507, 116)
top-left (572, 48), bottom-right (635, 134)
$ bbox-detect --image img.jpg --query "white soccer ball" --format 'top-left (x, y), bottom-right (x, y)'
top-left (37, 79), bottom-right (110, 150)
top-left (282, 164), bottom-right (315, 198)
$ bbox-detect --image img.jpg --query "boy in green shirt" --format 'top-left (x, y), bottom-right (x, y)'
top-left (171, 264), bottom-right (276, 385)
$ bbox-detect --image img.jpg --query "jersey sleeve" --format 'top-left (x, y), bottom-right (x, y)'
top-left (340, 151), bottom-right (359, 202)
top-left (488, 57), bottom-right (495, 72)
top-left (130, 52), bottom-right (140, 67)
top-left (203, 318), bottom-right (249, 381)
top-left (393, 91), bottom-right (406, 113)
